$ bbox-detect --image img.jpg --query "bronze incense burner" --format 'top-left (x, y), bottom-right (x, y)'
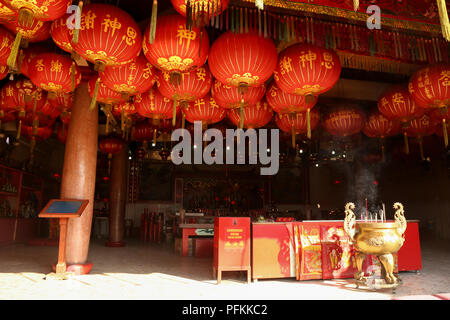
top-left (344, 202), bottom-right (407, 289)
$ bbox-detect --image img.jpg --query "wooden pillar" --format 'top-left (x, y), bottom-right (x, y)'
top-left (106, 145), bottom-right (127, 247)
top-left (59, 82), bottom-right (98, 275)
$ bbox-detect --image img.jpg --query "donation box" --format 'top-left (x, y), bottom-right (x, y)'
top-left (213, 217), bottom-right (251, 284)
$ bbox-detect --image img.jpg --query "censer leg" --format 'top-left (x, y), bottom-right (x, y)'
top-left (378, 253), bottom-right (396, 284)
top-left (354, 252), bottom-right (366, 281)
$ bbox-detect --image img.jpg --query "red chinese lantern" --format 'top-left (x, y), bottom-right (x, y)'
top-left (70, 4), bottom-right (142, 71)
top-left (132, 121), bottom-right (159, 149)
top-left (323, 105), bottom-right (365, 138)
top-left (209, 30), bottom-right (277, 89)
top-left (17, 43), bottom-right (49, 77)
top-left (227, 101), bottom-right (273, 129)
top-left (28, 52), bottom-right (81, 97)
top-left (275, 109), bottom-right (320, 148)
top-left (135, 88), bottom-right (180, 123)
top-left (211, 79), bottom-right (265, 110)
top-left (0, 26), bottom-right (14, 66)
top-left (378, 84), bottom-right (424, 125)
top-left (156, 66), bottom-right (212, 126)
top-left (50, 13), bottom-right (73, 54)
top-left (100, 54), bottom-right (156, 100)
top-left (363, 111), bottom-right (401, 162)
top-left (143, 14), bottom-right (209, 84)
top-left (405, 114), bottom-right (437, 160)
top-left (429, 107), bottom-right (449, 147)
top-left (378, 84), bottom-right (425, 154)
top-left (3, 18), bottom-right (51, 70)
top-left (183, 94), bottom-right (226, 128)
top-left (408, 64), bottom-right (450, 111)
top-left (171, 0), bottom-right (230, 27)
top-left (266, 82), bottom-right (318, 138)
top-left (99, 137), bottom-right (124, 174)
top-left (274, 43), bottom-right (341, 102)
top-left (1, 0), bottom-right (71, 24)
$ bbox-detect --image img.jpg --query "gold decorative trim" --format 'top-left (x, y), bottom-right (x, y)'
top-left (237, 0), bottom-right (442, 35)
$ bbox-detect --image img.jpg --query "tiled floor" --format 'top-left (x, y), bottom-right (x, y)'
top-left (0, 235), bottom-right (449, 300)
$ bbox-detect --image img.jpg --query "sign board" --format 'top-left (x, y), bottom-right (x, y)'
top-left (39, 199), bottom-right (89, 219)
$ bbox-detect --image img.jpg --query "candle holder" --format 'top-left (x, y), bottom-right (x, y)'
top-left (343, 202), bottom-right (407, 290)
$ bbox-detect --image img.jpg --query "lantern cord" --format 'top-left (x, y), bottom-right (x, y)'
top-left (186, 0), bottom-right (192, 30)
top-left (89, 78), bottom-right (100, 110)
top-left (7, 32), bottom-right (22, 71)
top-left (353, 0), bottom-right (359, 11)
top-left (381, 138), bottom-right (386, 163)
top-left (121, 108), bottom-right (125, 131)
top-left (419, 138), bottom-right (424, 161)
top-left (239, 99), bottom-right (244, 129)
top-left (149, 0), bottom-right (158, 44)
top-left (106, 114), bottom-right (110, 134)
top-left (443, 118), bottom-right (448, 148)
top-left (403, 132), bottom-right (409, 155)
top-left (72, 1), bottom-right (84, 44)
top-left (153, 128), bottom-right (157, 146)
top-left (306, 108), bottom-right (311, 139)
top-left (436, 0), bottom-right (450, 41)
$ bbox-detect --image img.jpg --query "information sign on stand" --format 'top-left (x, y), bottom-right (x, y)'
top-left (39, 199), bottom-right (89, 280)
top-left (213, 217), bottom-right (251, 284)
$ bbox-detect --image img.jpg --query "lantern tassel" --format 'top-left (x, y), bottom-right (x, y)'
top-left (149, 0), bottom-right (158, 44)
top-left (7, 32), bottom-right (22, 71)
top-left (306, 108), bottom-right (311, 139)
top-left (105, 115), bottom-right (110, 134)
top-left (121, 108), bottom-right (125, 131)
top-left (172, 98), bottom-right (177, 127)
top-left (419, 138), bottom-right (424, 161)
top-left (72, 1), bottom-right (83, 44)
top-left (153, 128), bottom-right (157, 146)
top-left (403, 132), bottom-right (409, 155)
top-left (353, 0), bottom-right (359, 11)
top-left (381, 138), bottom-right (386, 163)
top-left (89, 78), bottom-right (100, 110)
top-left (291, 125), bottom-right (296, 149)
top-left (443, 119), bottom-right (448, 148)
top-left (239, 98), bottom-right (244, 129)
top-left (436, 0), bottom-right (450, 41)
top-left (16, 120), bottom-right (22, 140)
top-left (71, 62), bottom-right (76, 92)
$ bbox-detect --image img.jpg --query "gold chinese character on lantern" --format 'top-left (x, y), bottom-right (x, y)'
top-left (122, 27), bottom-right (137, 46)
top-left (392, 92), bottom-right (405, 105)
top-left (209, 97), bottom-right (219, 108)
top-left (50, 60), bottom-right (63, 73)
top-left (142, 63), bottom-right (153, 79)
top-left (439, 70), bottom-right (450, 87)
top-left (81, 10), bottom-right (96, 30)
top-left (1, 37), bottom-right (10, 49)
top-left (5, 86), bottom-right (13, 97)
top-left (197, 68), bottom-right (206, 81)
top-left (195, 99), bottom-right (205, 109)
top-left (279, 56), bottom-right (292, 75)
top-left (176, 25), bottom-right (197, 48)
top-left (299, 50), bottom-right (317, 69)
top-left (35, 59), bottom-right (45, 72)
top-left (321, 52), bottom-right (334, 69)
top-left (102, 15), bottom-right (122, 36)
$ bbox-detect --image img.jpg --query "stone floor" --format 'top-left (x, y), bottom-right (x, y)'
top-left (0, 234), bottom-right (449, 300)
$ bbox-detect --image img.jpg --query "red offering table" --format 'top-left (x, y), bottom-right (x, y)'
top-left (252, 222), bottom-right (296, 281)
top-left (178, 223), bottom-right (214, 257)
top-left (213, 217), bottom-right (251, 284)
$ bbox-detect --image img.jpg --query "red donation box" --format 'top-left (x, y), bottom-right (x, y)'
top-left (213, 217), bottom-right (251, 284)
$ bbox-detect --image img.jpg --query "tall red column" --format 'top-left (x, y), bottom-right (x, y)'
top-left (60, 82), bottom-right (98, 275)
top-left (106, 145), bottom-right (127, 247)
